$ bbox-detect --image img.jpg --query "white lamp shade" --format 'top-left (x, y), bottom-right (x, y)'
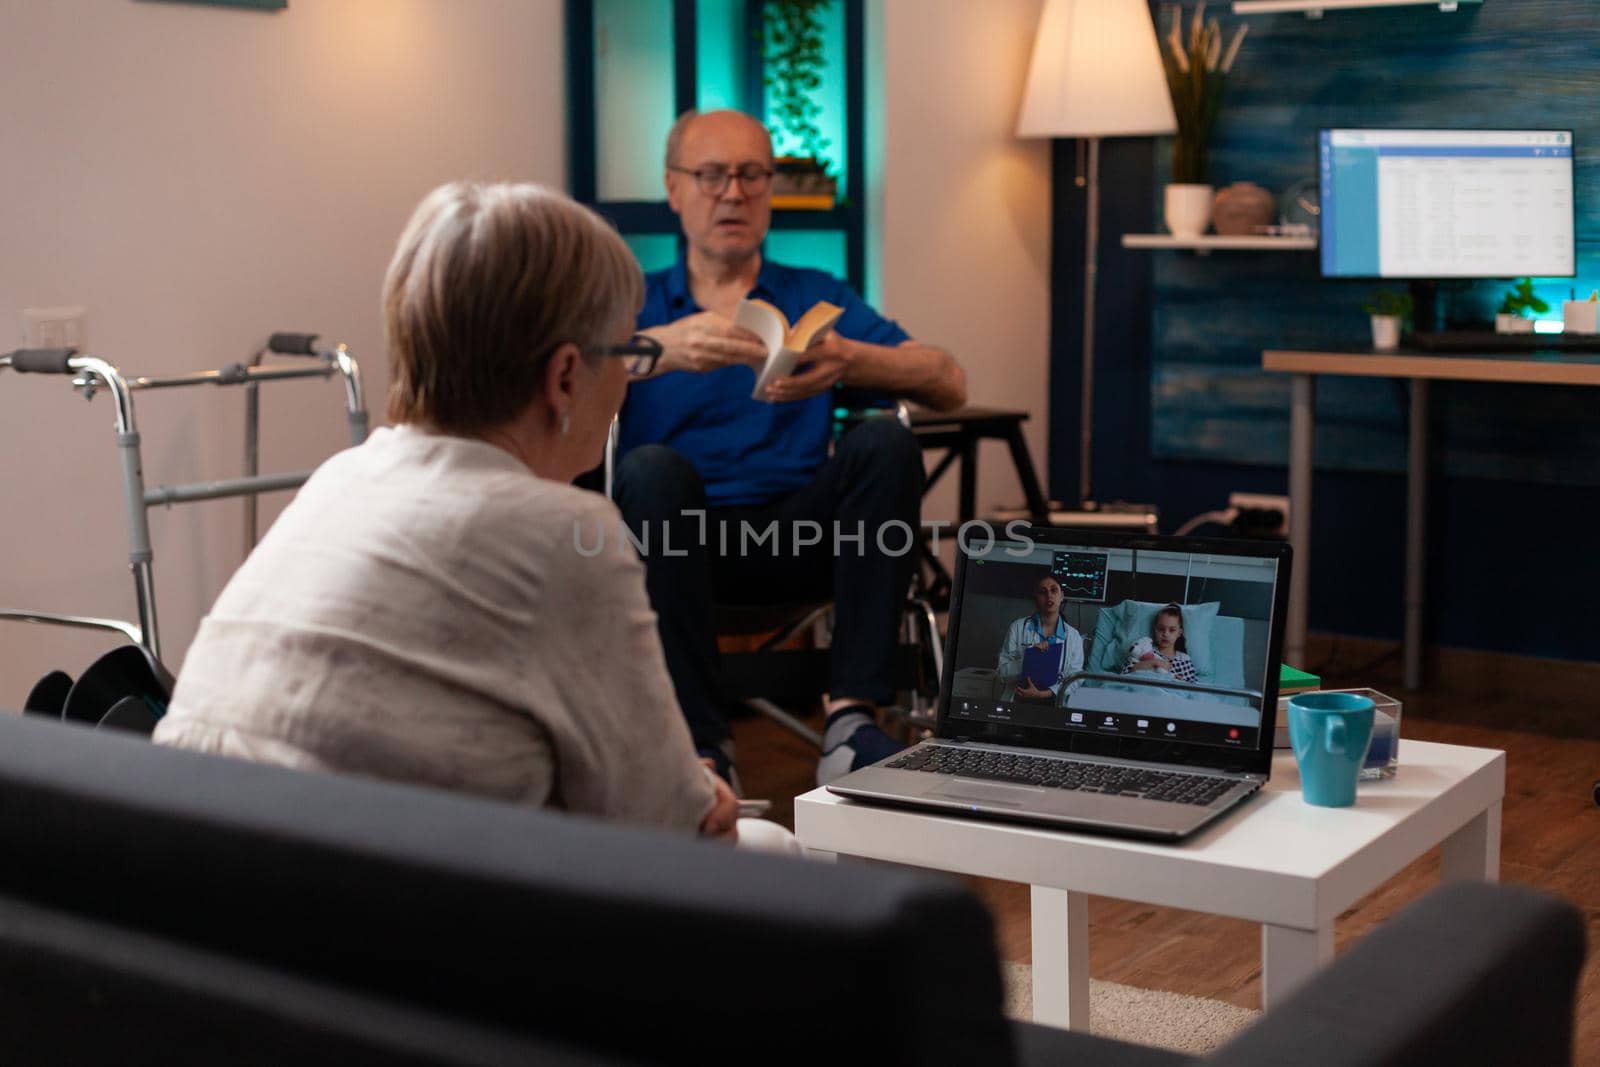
top-left (1017, 0), bottom-right (1177, 139)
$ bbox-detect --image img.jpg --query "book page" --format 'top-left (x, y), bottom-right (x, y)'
top-left (751, 344), bottom-right (804, 398)
top-left (732, 298), bottom-right (788, 355)
top-left (735, 298), bottom-right (790, 400)
top-left (739, 298), bottom-right (844, 400)
top-left (786, 300), bottom-right (843, 351)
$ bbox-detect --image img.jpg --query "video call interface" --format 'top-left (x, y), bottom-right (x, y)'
top-left (947, 540), bottom-right (1281, 751)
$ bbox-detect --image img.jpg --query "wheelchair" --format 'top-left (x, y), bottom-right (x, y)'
top-left (601, 403), bottom-right (944, 749)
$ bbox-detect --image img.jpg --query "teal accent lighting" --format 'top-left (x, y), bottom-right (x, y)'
top-left (763, 0), bottom-right (848, 186)
top-left (765, 230), bottom-right (847, 280)
top-left (624, 234), bottom-right (680, 274)
top-left (594, 0), bottom-right (676, 200)
top-left (696, 0), bottom-right (748, 111)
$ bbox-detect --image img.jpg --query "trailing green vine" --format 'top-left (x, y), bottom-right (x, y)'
top-left (763, 0), bottom-right (834, 174)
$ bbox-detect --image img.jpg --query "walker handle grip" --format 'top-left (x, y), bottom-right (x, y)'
top-left (266, 332), bottom-right (319, 356)
top-left (7, 349), bottom-right (77, 373)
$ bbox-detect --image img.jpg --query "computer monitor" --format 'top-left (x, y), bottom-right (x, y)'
top-left (1319, 128), bottom-right (1575, 280)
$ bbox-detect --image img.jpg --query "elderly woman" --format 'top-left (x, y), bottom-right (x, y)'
top-left (154, 181), bottom-right (742, 840)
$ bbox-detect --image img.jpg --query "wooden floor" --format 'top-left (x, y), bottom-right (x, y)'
top-left (731, 634), bottom-right (1600, 1061)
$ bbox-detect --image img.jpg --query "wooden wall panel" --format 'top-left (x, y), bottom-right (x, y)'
top-left (1148, 0), bottom-right (1600, 484)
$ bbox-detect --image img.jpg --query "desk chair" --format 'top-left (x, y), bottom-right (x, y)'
top-left (603, 406), bottom-right (944, 749)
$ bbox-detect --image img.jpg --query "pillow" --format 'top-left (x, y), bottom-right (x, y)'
top-left (1112, 600), bottom-right (1222, 683)
top-left (1086, 605), bottom-right (1125, 675)
top-left (1208, 615), bottom-right (1248, 691)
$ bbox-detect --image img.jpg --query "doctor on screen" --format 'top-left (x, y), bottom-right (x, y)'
top-left (996, 572), bottom-right (1084, 705)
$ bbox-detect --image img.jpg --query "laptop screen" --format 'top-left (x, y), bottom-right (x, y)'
top-left (939, 528), bottom-right (1291, 775)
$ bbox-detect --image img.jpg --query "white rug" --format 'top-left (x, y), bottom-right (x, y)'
top-left (1002, 961), bottom-right (1259, 1056)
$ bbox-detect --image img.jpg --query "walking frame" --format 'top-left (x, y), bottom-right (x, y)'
top-left (0, 333), bottom-right (366, 667)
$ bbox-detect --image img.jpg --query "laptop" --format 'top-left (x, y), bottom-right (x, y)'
top-left (827, 527), bottom-right (1292, 841)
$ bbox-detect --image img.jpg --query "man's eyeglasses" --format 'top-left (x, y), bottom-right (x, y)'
top-left (668, 163), bottom-right (775, 197)
top-left (589, 334), bottom-right (663, 378)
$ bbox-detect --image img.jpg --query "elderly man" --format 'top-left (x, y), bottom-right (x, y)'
top-left (614, 109), bottom-right (966, 787)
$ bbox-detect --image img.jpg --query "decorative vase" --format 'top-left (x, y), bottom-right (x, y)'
top-left (1370, 315), bottom-right (1401, 351)
top-left (1164, 183), bottom-right (1214, 238)
top-left (1494, 313), bottom-right (1534, 334)
top-left (1212, 182), bottom-right (1277, 236)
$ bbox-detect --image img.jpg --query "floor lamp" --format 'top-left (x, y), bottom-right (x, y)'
top-left (1018, 0), bottom-right (1176, 507)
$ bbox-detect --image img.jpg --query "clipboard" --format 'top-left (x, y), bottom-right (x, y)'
top-left (1020, 642), bottom-right (1065, 690)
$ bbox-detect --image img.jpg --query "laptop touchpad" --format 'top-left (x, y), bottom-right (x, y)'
top-left (930, 780), bottom-right (1045, 807)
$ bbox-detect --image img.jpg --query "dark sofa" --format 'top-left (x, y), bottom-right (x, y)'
top-left (0, 711), bottom-right (1583, 1066)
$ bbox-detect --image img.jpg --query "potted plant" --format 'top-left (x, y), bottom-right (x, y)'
top-left (764, 0), bottom-right (837, 210)
top-left (1494, 277), bottom-right (1547, 333)
top-left (1363, 289), bottom-right (1412, 350)
top-left (1159, 3), bottom-right (1248, 238)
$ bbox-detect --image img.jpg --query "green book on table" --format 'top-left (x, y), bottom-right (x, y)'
top-left (1279, 664), bottom-right (1320, 694)
top-left (1274, 665), bottom-right (1320, 749)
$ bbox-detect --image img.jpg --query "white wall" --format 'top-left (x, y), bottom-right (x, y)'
top-left (0, 0), bottom-right (566, 700)
top-left (0, 0), bottom-right (1052, 703)
top-left (875, 0), bottom-right (1053, 538)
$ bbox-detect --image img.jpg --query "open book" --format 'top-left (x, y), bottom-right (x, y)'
top-left (733, 297), bottom-right (843, 401)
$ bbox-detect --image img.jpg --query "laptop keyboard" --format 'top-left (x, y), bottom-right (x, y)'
top-left (883, 746), bottom-right (1239, 806)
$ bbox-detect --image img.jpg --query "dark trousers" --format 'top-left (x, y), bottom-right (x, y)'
top-left (613, 419), bottom-right (923, 752)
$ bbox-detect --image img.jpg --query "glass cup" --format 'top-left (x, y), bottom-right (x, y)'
top-left (1321, 687), bottom-right (1401, 780)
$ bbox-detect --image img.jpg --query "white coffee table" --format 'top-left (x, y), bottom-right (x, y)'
top-left (794, 740), bottom-right (1503, 1030)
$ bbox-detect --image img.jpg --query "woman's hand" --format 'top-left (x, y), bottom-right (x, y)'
top-left (1032, 640), bottom-right (1051, 652)
top-left (1016, 679), bottom-right (1052, 699)
top-left (698, 760), bottom-right (740, 843)
top-left (648, 312), bottom-right (768, 375)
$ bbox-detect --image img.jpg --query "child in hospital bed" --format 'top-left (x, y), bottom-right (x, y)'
top-left (1120, 603), bottom-right (1198, 683)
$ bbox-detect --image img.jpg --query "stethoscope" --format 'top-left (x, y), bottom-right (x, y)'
top-left (1025, 613), bottom-right (1070, 646)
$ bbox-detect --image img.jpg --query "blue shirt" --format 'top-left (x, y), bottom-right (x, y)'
top-left (1022, 614), bottom-right (1072, 646)
top-left (621, 256), bottom-right (910, 508)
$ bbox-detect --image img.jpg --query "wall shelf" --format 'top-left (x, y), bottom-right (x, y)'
top-left (1121, 234), bottom-right (1318, 251)
top-left (567, 0), bottom-right (867, 290)
top-left (1233, 0), bottom-right (1480, 15)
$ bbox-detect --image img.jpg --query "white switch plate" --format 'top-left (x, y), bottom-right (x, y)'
top-left (22, 306), bottom-right (87, 350)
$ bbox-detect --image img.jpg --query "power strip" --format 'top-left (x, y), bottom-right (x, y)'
top-left (1227, 493), bottom-right (1289, 538)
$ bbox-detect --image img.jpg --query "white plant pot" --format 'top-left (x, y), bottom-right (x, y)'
top-left (1370, 315), bottom-right (1401, 350)
top-left (1164, 183), bottom-right (1214, 238)
top-left (1495, 313), bottom-right (1534, 334)
top-left (1563, 300), bottom-right (1600, 334)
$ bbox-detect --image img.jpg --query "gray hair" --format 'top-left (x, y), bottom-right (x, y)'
top-left (382, 181), bottom-right (642, 434)
top-left (665, 109), bottom-right (699, 169)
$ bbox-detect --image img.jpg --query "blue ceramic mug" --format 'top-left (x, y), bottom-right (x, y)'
top-left (1287, 692), bottom-right (1376, 807)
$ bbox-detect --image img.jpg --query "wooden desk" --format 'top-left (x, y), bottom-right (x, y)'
top-left (1263, 349), bottom-right (1600, 687)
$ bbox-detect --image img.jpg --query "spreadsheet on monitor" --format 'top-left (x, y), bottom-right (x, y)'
top-left (1320, 129), bottom-right (1575, 279)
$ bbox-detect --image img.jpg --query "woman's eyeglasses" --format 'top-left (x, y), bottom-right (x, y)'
top-left (589, 334), bottom-right (663, 378)
top-left (667, 163), bottom-right (775, 197)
